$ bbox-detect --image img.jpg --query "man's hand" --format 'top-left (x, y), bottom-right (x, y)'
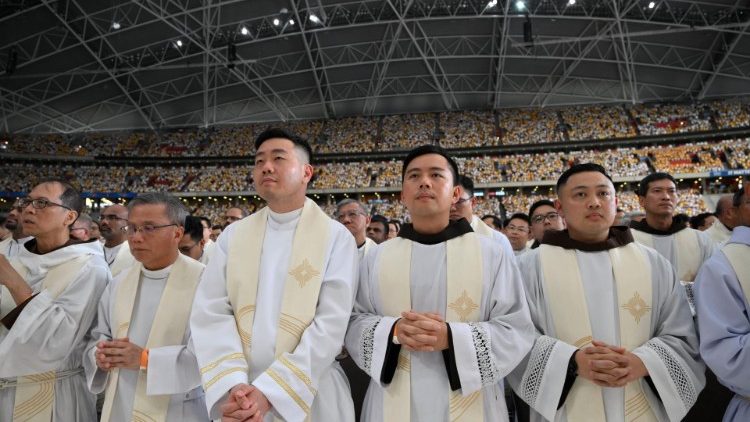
top-left (576, 340), bottom-right (648, 388)
top-left (246, 387), bottom-right (272, 422)
top-left (0, 255), bottom-right (32, 305)
top-left (96, 338), bottom-right (143, 370)
top-left (397, 311), bottom-right (449, 352)
top-left (221, 384), bottom-right (256, 422)
top-left (590, 340), bottom-right (648, 387)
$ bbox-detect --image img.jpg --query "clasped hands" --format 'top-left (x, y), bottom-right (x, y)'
top-left (395, 310), bottom-right (449, 352)
top-left (575, 340), bottom-right (648, 388)
top-left (221, 383), bottom-right (271, 422)
top-left (95, 337), bottom-right (143, 371)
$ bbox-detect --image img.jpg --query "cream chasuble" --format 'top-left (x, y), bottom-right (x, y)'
top-left (100, 254), bottom-right (203, 422)
top-left (722, 243), bottom-right (750, 305)
top-left (539, 243), bottom-right (658, 422)
top-left (631, 228), bottom-right (701, 282)
top-left (378, 234), bottom-right (484, 422)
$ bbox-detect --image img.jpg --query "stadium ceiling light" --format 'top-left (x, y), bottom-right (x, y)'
top-left (240, 26), bottom-right (249, 35)
top-left (175, 39), bottom-right (183, 47)
top-left (515, 1), bottom-right (525, 11)
top-left (309, 14), bottom-right (321, 24)
top-left (273, 18), bottom-right (281, 26)
top-left (648, 1), bottom-right (655, 9)
top-left (486, 0), bottom-right (498, 7)
top-left (567, 0), bottom-right (575, 5)
top-left (111, 21), bottom-right (121, 30)
top-left (288, 18), bottom-right (295, 26)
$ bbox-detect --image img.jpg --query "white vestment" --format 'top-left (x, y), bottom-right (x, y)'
top-left (345, 226), bottom-right (535, 422)
top-left (695, 226), bottom-right (750, 422)
top-left (470, 215), bottom-right (515, 258)
top-left (704, 220), bottom-right (732, 246)
top-left (105, 241), bottom-right (137, 279)
top-left (191, 207), bottom-right (358, 421)
top-left (0, 236), bottom-right (33, 259)
top-left (509, 232), bottom-right (705, 422)
top-left (630, 225), bottom-right (714, 283)
top-left (0, 240), bottom-right (110, 421)
top-left (84, 255), bottom-right (208, 422)
top-left (358, 237), bottom-right (377, 262)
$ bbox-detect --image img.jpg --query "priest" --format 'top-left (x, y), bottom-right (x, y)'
top-left (346, 145), bottom-right (535, 422)
top-left (509, 163), bottom-right (705, 422)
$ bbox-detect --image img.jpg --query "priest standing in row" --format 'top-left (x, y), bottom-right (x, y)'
top-left (509, 163), bottom-right (705, 422)
top-left (346, 145), bottom-right (535, 421)
top-left (85, 192), bottom-right (208, 421)
top-left (100, 204), bottom-right (136, 279)
top-left (0, 199), bottom-right (33, 259)
top-left (0, 180), bottom-right (110, 421)
top-left (191, 128), bottom-right (358, 421)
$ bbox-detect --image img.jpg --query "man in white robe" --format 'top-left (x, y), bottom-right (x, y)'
top-left (0, 180), bottom-right (109, 421)
top-left (100, 204), bottom-right (136, 278)
top-left (85, 192), bottom-right (208, 421)
top-left (346, 145), bottom-right (535, 422)
top-left (504, 213), bottom-right (531, 257)
top-left (695, 187), bottom-right (750, 421)
top-left (337, 199), bottom-right (376, 261)
top-left (449, 174), bottom-right (515, 256)
top-left (528, 199), bottom-right (566, 250)
top-left (509, 163), bottom-right (705, 422)
top-left (704, 195), bottom-right (736, 245)
top-left (191, 128), bottom-right (357, 422)
top-left (0, 199), bottom-right (33, 259)
top-left (179, 216), bottom-right (214, 265)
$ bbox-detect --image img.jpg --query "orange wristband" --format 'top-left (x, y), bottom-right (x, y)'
top-left (140, 348), bottom-right (149, 370)
top-left (392, 321), bottom-right (400, 345)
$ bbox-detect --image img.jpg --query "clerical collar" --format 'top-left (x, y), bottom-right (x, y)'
top-left (542, 226), bottom-right (634, 251)
top-left (629, 218), bottom-right (687, 235)
top-left (398, 218), bottom-right (473, 245)
top-left (268, 207), bottom-right (303, 225)
top-left (142, 264), bottom-right (172, 280)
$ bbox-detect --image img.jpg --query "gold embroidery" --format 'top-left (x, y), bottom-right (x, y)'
top-left (116, 322), bottom-right (129, 337)
top-left (448, 290), bottom-right (479, 322)
top-left (397, 353), bottom-right (410, 372)
top-left (288, 259), bottom-right (320, 288)
top-left (573, 336), bottom-right (593, 348)
top-left (236, 305), bottom-right (256, 347)
top-left (204, 367), bottom-right (246, 390)
top-left (621, 292), bottom-right (651, 324)
top-left (279, 356), bottom-right (316, 395)
top-left (133, 410), bottom-right (158, 422)
top-left (279, 314), bottom-right (309, 340)
top-left (200, 353), bottom-right (246, 375)
top-left (449, 391), bottom-right (481, 421)
top-left (267, 368), bottom-right (310, 414)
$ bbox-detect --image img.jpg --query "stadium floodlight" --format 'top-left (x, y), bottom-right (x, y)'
top-left (310, 14), bottom-right (321, 24)
top-left (648, 1), bottom-right (655, 8)
top-left (111, 21), bottom-right (121, 30)
top-left (175, 40), bottom-right (183, 47)
top-left (568, 0), bottom-right (575, 5)
top-left (288, 19), bottom-right (295, 26)
top-left (516, 1), bottom-right (525, 11)
top-left (273, 18), bottom-right (281, 26)
top-left (240, 26), bottom-right (249, 35)
top-left (486, 0), bottom-right (498, 7)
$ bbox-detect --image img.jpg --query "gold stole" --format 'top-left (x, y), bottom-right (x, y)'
top-left (539, 243), bottom-right (658, 422)
top-left (226, 199), bottom-right (330, 419)
top-left (378, 233), bottom-right (484, 422)
top-left (632, 228), bottom-right (701, 282)
top-left (6, 255), bottom-right (91, 422)
top-left (100, 254), bottom-right (203, 422)
top-left (722, 243), bottom-right (750, 306)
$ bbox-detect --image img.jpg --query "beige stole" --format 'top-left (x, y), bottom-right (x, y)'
top-left (723, 243), bottom-right (750, 306)
top-left (539, 243), bottom-right (658, 422)
top-left (109, 241), bottom-right (135, 278)
top-left (6, 255), bottom-right (91, 422)
top-left (226, 199), bottom-right (330, 419)
top-left (100, 254), bottom-right (203, 422)
top-left (470, 216), bottom-right (493, 237)
top-left (378, 233), bottom-right (484, 422)
top-left (632, 228), bottom-right (701, 282)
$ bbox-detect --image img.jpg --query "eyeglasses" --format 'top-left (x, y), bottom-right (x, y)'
top-left (18, 197), bottom-right (72, 211)
top-left (454, 196), bottom-right (472, 206)
top-left (122, 223), bottom-right (177, 237)
top-left (179, 242), bottom-right (200, 254)
top-left (100, 214), bottom-right (128, 222)
top-left (336, 211), bottom-right (366, 221)
top-left (505, 224), bottom-right (529, 233)
top-left (531, 212), bottom-right (560, 224)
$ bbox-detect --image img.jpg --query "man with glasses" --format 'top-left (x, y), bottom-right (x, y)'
top-left (0, 179), bottom-right (110, 421)
top-left (191, 128), bottom-right (357, 422)
top-left (85, 192), bottom-right (208, 421)
top-left (0, 199), bottom-right (33, 259)
top-left (337, 199), bottom-right (375, 261)
top-left (100, 204), bottom-right (136, 278)
top-left (504, 213), bottom-right (531, 256)
top-left (450, 175), bottom-right (514, 256)
top-left (70, 214), bottom-right (93, 242)
top-left (179, 216), bottom-right (211, 265)
top-left (528, 199), bottom-right (566, 249)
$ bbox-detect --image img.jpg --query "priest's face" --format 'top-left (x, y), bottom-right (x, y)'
top-left (639, 178), bottom-right (677, 218)
top-left (21, 182), bottom-right (78, 239)
top-left (449, 186), bottom-right (475, 222)
top-left (337, 202), bottom-right (369, 240)
top-left (401, 153), bottom-right (459, 221)
top-left (126, 203), bottom-right (183, 270)
top-left (557, 171), bottom-right (617, 242)
top-left (253, 138), bottom-right (313, 208)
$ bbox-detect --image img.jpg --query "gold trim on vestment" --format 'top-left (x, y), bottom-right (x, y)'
top-left (449, 391), bottom-right (481, 421)
top-left (279, 355), bottom-right (316, 395)
top-left (200, 353), bottom-right (246, 375)
top-left (204, 367), bottom-right (246, 390)
top-left (267, 368), bottom-right (310, 415)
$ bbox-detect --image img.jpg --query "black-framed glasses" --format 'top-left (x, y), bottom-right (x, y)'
top-left (100, 214), bottom-right (128, 222)
top-left (122, 223), bottom-right (177, 237)
top-left (179, 241), bottom-right (200, 254)
top-left (454, 196), bottom-right (472, 206)
top-left (531, 212), bottom-right (560, 224)
top-left (18, 197), bottom-right (72, 211)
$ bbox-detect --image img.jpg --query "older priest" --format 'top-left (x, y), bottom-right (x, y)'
top-left (85, 193), bottom-right (208, 421)
top-left (191, 128), bottom-right (358, 422)
top-left (346, 145), bottom-right (535, 422)
top-left (509, 163), bottom-right (705, 422)
top-left (0, 180), bottom-right (109, 421)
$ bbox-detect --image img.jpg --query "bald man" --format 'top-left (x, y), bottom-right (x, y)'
top-left (705, 195), bottom-right (737, 245)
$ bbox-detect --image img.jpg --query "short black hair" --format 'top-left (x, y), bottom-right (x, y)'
top-left (556, 163), bottom-right (613, 194)
top-left (689, 212), bottom-right (715, 229)
top-left (481, 214), bottom-right (503, 230)
top-left (507, 213), bottom-right (530, 225)
top-left (184, 215), bottom-right (204, 243)
top-left (211, 224), bottom-right (223, 230)
top-left (637, 172), bottom-right (676, 197)
top-left (457, 175), bottom-right (475, 196)
top-left (198, 216), bottom-right (212, 228)
top-left (370, 214), bottom-right (389, 235)
top-left (255, 127), bottom-right (313, 163)
top-left (40, 178), bottom-right (84, 223)
top-left (733, 186), bottom-right (746, 207)
top-left (401, 144), bottom-right (459, 185)
top-left (529, 199), bottom-right (555, 218)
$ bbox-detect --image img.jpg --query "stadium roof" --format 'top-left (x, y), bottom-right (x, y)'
top-left (1, 0), bottom-right (750, 134)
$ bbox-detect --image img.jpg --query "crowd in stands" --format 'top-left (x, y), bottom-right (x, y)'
top-left (3, 98), bottom-right (747, 157)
